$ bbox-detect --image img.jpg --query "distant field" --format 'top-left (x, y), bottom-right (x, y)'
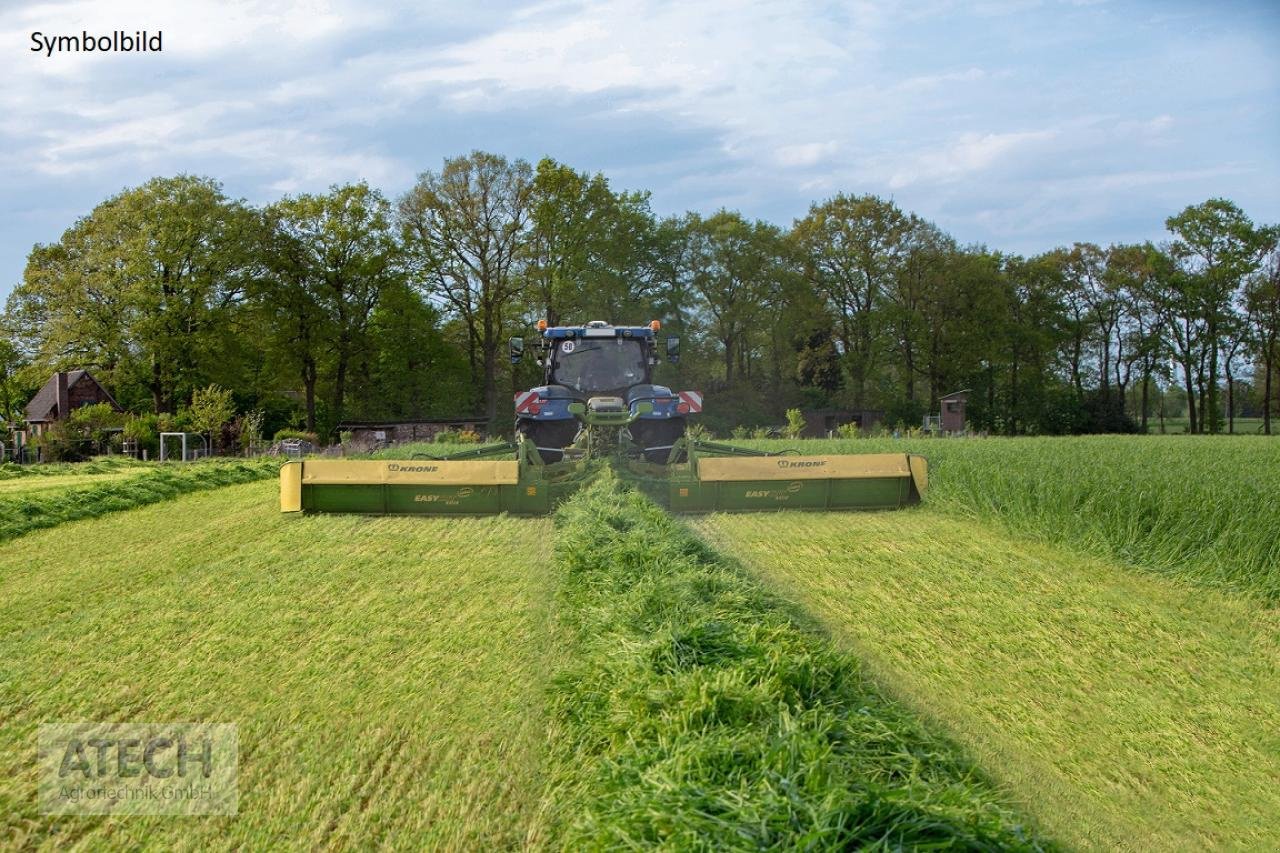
top-left (738, 435), bottom-right (1280, 600)
top-left (695, 511), bottom-right (1280, 850)
top-left (1151, 416), bottom-right (1269, 434)
top-left (0, 481), bottom-right (562, 849)
top-left (0, 458), bottom-right (279, 542)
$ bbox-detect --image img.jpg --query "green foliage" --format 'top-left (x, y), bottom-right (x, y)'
top-left (783, 407), bottom-right (805, 439)
top-left (239, 409), bottom-right (265, 449)
top-left (272, 428), bottom-right (319, 445)
top-left (544, 472), bottom-right (1043, 849)
top-left (31, 422), bottom-right (84, 462)
top-left (67, 402), bottom-right (124, 446)
top-left (186, 384), bottom-right (236, 449)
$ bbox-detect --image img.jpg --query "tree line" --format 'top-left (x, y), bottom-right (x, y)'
top-left (4, 150), bottom-right (1278, 442)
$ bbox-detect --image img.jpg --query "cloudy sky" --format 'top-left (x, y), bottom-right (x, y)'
top-left (2, 0), bottom-right (1277, 301)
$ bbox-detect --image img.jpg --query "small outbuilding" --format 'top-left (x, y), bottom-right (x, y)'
top-left (939, 390), bottom-right (970, 433)
top-left (799, 408), bottom-right (883, 437)
top-left (24, 369), bottom-right (122, 437)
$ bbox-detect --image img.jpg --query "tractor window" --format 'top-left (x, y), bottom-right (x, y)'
top-left (550, 338), bottom-right (647, 394)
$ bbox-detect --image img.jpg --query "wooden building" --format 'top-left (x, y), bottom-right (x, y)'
top-left (939, 390), bottom-right (970, 433)
top-left (799, 408), bottom-right (883, 437)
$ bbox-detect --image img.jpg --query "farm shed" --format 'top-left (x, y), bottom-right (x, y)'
top-left (23, 370), bottom-right (122, 438)
top-left (338, 418), bottom-right (487, 445)
top-left (799, 409), bottom-right (883, 437)
top-left (939, 390), bottom-right (970, 433)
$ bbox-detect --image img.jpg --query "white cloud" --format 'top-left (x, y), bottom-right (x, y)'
top-left (775, 142), bottom-right (838, 168)
top-left (888, 129), bottom-right (1059, 188)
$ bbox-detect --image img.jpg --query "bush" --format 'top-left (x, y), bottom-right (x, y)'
top-left (836, 421), bottom-right (860, 439)
top-left (456, 428), bottom-right (482, 444)
top-left (33, 422), bottom-right (85, 463)
top-left (124, 413), bottom-right (161, 458)
top-left (273, 428), bottom-right (319, 445)
top-left (68, 403), bottom-right (125, 449)
top-left (433, 429), bottom-right (460, 443)
top-left (784, 407), bottom-right (806, 439)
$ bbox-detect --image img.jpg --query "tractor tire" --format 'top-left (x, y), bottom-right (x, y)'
top-left (629, 417), bottom-right (687, 464)
top-left (517, 417), bottom-right (579, 463)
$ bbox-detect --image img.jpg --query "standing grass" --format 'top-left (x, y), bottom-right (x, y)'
top-left (0, 480), bottom-right (563, 850)
top-left (544, 472), bottom-right (1048, 850)
top-left (695, 510), bottom-right (1280, 851)
top-left (0, 458), bottom-right (280, 542)
top-left (736, 435), bottom-right (1280, 601)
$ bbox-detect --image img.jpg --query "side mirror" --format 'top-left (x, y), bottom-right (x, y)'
top-left (509, 337), bottom-right (525, 365)
top-left (665, 336), bottom-right (680, 364)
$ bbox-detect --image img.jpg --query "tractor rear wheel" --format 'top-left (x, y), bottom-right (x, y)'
top-left (517, 417), bottom-right (579, 463)
top-left (628, 417), bottom-right (687, 463)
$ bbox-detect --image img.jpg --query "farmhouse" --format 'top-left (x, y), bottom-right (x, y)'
top-left (23, 369), bottom-right (122, 437)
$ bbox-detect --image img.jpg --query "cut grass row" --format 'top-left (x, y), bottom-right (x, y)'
top-left (0, 480), bottom-right (562, 849)
top-left (738, 435), bottom-right (1280, 601)
top-left (0, 458), bottom-right (280, 543)
top-left (0, 456), bottom-right (150, 480)
top-left (544, 472), bottom-right (1046, 849)
top-left (696, 510), bottom-right (1280, 851)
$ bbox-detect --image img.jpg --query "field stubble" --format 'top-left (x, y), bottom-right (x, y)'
top-left (0, 479), bottom-right (563, 850)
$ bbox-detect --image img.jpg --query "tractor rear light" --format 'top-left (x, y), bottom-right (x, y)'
top-left (528, 403), bottom-right (541, 415)
top-left (677, 402), bottom-right (690, 414)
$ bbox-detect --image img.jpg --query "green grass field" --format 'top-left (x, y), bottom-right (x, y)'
top-left (0, 458), bottom-right (279, 542)
top-left (695, 511), bottom-right (1280, 850)
top-left (0, 481), bottom-right (562, 849)
top-left (739, 435), bottom-right (1280, 600)
top-left (1, 435), bottom-right (1275, 849)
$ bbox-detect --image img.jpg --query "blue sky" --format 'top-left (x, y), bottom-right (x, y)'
top-left (1, 0), bottom-right (1277, 302)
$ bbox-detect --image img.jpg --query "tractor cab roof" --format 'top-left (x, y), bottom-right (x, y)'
top-left (542, 320), bottom-right (658, 340)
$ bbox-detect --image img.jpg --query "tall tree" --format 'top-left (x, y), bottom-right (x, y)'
top-left (792, 195), bottom-right (910, 407)
top-left (261, 184), bottom-right (401, 435)
top-left (9, 176), bottom-right (255, 413)
top-left (685, 211), bottom-right (784, 385)
top-left (1165, 199), bottom-right (1273, 433)
top-left (399, 152), bottom-right (534, 426)
top-left (1246, 247), bottom-right (1280, 434)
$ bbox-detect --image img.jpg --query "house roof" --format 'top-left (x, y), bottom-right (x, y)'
top-left (939, 389), bottom-right (972, 401)
top-left (24, 370), bottom-right (122, 422)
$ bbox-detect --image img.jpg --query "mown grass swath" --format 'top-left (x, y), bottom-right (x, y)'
top-left (544, 472), bottom-right (1046, 850)
top-left (740, 435), bottom-right (1280, 601)
top-left (0, 457), bottom-right (279, 542)
top-left (0, 480), bottom-right (562, 849)
top-left (0, 456), bottom-right (149, 480)
top-left (697, 510), bottom-right (1280, 850)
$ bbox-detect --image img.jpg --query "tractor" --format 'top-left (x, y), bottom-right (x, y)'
top-left (280, 319), bottom-right (927, 516)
